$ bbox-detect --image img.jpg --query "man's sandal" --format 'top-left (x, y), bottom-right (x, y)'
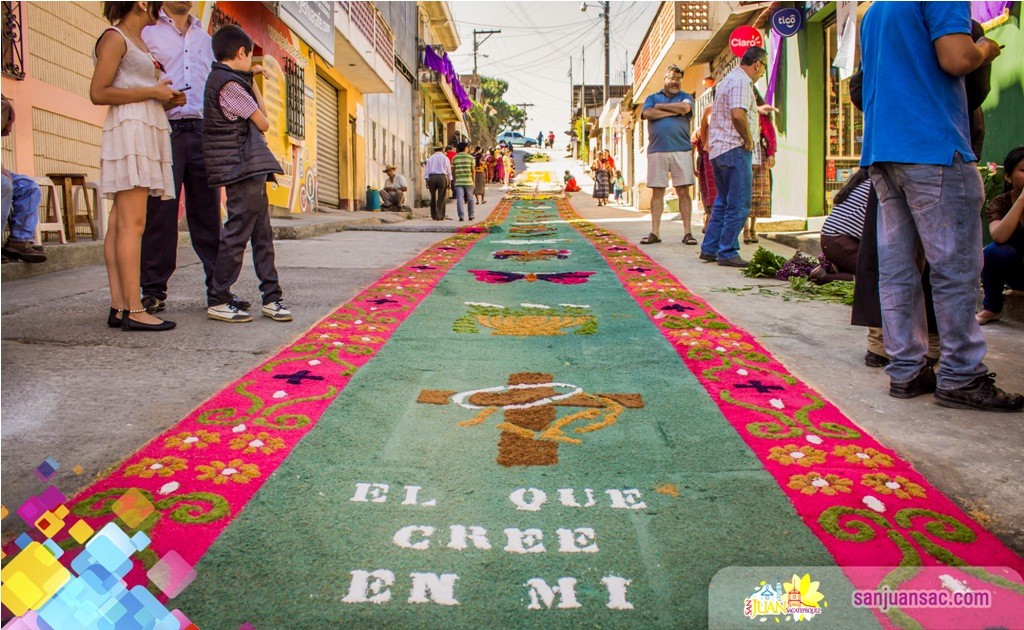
top-left (640, 233), bottom-right (662, 244)
top-left (682, 233), bottom-right (698, 245)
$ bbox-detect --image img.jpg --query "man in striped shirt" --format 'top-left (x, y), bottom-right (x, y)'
top-left (812, 169), bottom-right (872, 284)
top-left (451, 142), bottom-right (476, 221)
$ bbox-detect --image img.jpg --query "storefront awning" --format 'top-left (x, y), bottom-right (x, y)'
top-left (692, 7), bottom-right (765, 65)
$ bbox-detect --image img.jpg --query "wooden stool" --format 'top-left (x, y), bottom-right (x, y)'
top-left (33, 177), bottom-right (68, 245)
top-left (46, 173), bottom-right (98, 242)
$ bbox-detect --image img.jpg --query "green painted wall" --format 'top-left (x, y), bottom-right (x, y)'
top-left (980, 8), bottom-right (1024, 166)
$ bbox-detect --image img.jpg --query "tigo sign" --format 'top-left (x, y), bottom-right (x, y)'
top-left (771, 8), bottom-right (804, 37)
top-left (729, 26), bottom-right (764, 57)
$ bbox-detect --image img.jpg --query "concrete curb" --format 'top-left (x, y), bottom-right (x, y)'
top-left (763, 231), bottom-right (822, 256)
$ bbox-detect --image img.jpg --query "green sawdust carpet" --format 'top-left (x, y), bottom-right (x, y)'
top-left (174, 197), bottom-right (876, 628)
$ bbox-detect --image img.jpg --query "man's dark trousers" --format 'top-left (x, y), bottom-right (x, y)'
top-left (208, 175), bottom-right (282, 307)
top-left (141, 120), bottom-right (221, 301)
top-left (427, 173), bottom-right (448, 220)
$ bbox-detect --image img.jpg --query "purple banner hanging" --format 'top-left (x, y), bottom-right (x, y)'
top-left (764, 29), bottom-right (782, 105)
top-left (423, 45), bottom-right (445, 74)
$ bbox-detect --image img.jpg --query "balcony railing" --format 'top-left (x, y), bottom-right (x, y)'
top-left (633, 1), bottom-right (710, 92)
top-left (2, 0), bottom-right (25, 80)
top-left (338, 0), bottom-right (394, 71)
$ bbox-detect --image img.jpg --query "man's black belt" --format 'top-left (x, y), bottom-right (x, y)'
top-left (170, 119), bottom-right (203, 131)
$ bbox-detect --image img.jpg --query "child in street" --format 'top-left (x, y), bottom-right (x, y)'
top-left (612, 170), bottom-right (625, 204)
top-left (203, 25), bottom-right (289, 323)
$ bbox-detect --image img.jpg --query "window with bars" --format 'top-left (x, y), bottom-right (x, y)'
top-left (284, 57), bottom-right (304, 139)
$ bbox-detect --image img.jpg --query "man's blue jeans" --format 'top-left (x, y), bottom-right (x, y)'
top-left (869, 155), bottom-right (988, 389)
top-left (981, 241), bottom-right (1024, 314)
top-left (3, 173), bottom-right (41, 242)
top-left (702, 147), bottom-right (752, 261)
top-left (454, 185), bottom-right (474, 220)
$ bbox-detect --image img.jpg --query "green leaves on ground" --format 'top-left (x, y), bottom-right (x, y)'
top-left (714, 278), bottom-right (855, 305)
top-left (742, 247), bottom-right (788, 278)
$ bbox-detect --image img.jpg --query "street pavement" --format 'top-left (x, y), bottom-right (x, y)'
top-left (2, 147), bottom-right (1022, 558)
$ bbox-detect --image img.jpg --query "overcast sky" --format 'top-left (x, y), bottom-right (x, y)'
top-left (449, 1), bottom-right (661, 138)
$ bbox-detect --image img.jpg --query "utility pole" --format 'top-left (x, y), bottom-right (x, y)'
top-left (568, 60), bottom-right (573, 127)
top-left (473, 29), bottom-right (501, 75)
top-left (603, 0), bottom-right (610, 105)
top-left (514, 103), bottom-right (535, 138)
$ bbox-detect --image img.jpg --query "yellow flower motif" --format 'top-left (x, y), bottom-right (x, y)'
top-left (164, 429), bottom-right (220, 451)
top-left (125, 456), bottom-right (187, 479)
top-left (229, 432), bottom-right (286, 455)
top-left (195, 459), bottom-right (260, 485)
top-left (833, 445), bottom-right (894, 469)
top-left (788, 472), bottom-right (853, 496)
top-left (861, 473), bottom-right (926, 500)
top-left (768, 444), bottom-right (826, 467)
top-left (783, 573), bottom-right (824, 620)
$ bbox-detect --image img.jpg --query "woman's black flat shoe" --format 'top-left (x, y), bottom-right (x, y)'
top-left (107, 308), bottom-right (122, 328)
top-left (121, 308), bottom-right (176, 332)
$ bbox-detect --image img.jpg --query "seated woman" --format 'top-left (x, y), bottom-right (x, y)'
top-left (976, 145), bottom-right (1024, 325)
top-left (563, 170), bottom-right (581, 192)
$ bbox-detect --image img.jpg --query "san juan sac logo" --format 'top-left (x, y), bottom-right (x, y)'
top-left (744, 573), bottom-right (826, 622)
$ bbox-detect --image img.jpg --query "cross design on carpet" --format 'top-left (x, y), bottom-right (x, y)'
top-left (272, 370), bottom-right (325, 386)
top-left (734, 380), bottom-right (785, 394)
top-left (417, 372), bottom-right (643, 467)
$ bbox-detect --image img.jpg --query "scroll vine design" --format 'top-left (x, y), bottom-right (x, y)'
top-left (197, 380), bottom-right (338, 430)
top-left (818, 506), bottom-right (1024, 629)
top-left (720, 391), bottom-right (861, 440)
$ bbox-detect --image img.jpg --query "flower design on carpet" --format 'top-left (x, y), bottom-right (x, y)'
top-left (195, 460), bottom-right (260, 485)
top-left (861, 473), bottom-right (927, 500)
top-left (492, 248), bottom-right (571, 262)
top-left (124, 457), bottom-right (188, 479)
top-left (787, 472), bottom-right (852, 496)
top-left (164, 430), bottom-right (221, 451)
top-left (229, 432), bottom-right (287, 455)
top-left (468, 270), bottom-right (594, 284)
top-left (453, 302), bottom-right (597, 336)
top-left (767, 444), bottom-right (826, 467)
top-left (832, 445), bottom-right (894, 469)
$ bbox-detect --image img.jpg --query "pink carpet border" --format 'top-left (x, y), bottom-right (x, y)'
top-left (59, 201), bottom-right (512, 568)
top-left (557, 197), bottom-right (1024, 623)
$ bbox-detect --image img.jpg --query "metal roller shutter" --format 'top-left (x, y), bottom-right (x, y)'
top-left (315, 76), bottom-right (341, 209)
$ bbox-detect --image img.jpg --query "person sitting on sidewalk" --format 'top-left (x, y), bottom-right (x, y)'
top-left (563, 170), bottom-right (581, 193)
top-left (380, 165), bottom-right (408, 211)
top-left (976, 145), bottom-right (1024, 325)
top-left (1, 95), bottom-right (46, 264)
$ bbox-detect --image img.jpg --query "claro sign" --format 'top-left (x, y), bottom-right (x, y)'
top-left (728, 26), bottom-right (764, 57)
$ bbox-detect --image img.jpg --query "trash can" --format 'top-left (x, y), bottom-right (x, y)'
top-left (365, 188), bottom-right (381, 211)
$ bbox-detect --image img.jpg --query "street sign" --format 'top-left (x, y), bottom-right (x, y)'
top-left (729, 25), bottom-right (764, 57)
top-left (771, 8), bottom-right (804, 38)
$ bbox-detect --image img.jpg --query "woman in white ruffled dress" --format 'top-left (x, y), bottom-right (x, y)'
top-left (91, 1), bottom-right (181, 331)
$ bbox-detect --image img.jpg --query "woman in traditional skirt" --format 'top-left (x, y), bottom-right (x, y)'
top-left (591, 154), bottom-right (610, 206)
top-left (746, 89), bottom-right (777, 243)
top-left (473, 146), bottom-right (487, 204)
top-left (693, 103), bottom-right (716, 233)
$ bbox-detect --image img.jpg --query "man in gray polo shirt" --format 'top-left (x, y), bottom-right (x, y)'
top-left (640, 64), bottom-right (696, 246)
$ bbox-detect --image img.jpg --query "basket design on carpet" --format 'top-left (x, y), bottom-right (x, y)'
top-left (492, 248), bottom-right (571, 262)
top-left (453, 302), bottom-right (597, 336)
top-left (554, 196), bottom-right (1024, 608)
top-left (418, 371), bottom-right (644, 467)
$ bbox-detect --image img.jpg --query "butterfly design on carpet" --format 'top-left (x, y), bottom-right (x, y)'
top-left (468, 270), bottom-right (595, 285)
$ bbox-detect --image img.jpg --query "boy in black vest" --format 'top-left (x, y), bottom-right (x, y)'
top-left (203, 25), bottom-right (289, 323)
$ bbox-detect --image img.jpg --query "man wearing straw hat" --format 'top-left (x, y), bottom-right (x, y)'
top-left (380, 165), bottom-right (408, 211)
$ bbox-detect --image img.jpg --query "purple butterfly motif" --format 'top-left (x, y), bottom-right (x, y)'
top-left (468, 270), bottom-right (595, 285)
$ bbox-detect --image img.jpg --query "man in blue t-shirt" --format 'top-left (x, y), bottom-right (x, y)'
top-left (640, 65), bottom-right (696, 246)
top-left (860, 2), bottom-right (1020, 412)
